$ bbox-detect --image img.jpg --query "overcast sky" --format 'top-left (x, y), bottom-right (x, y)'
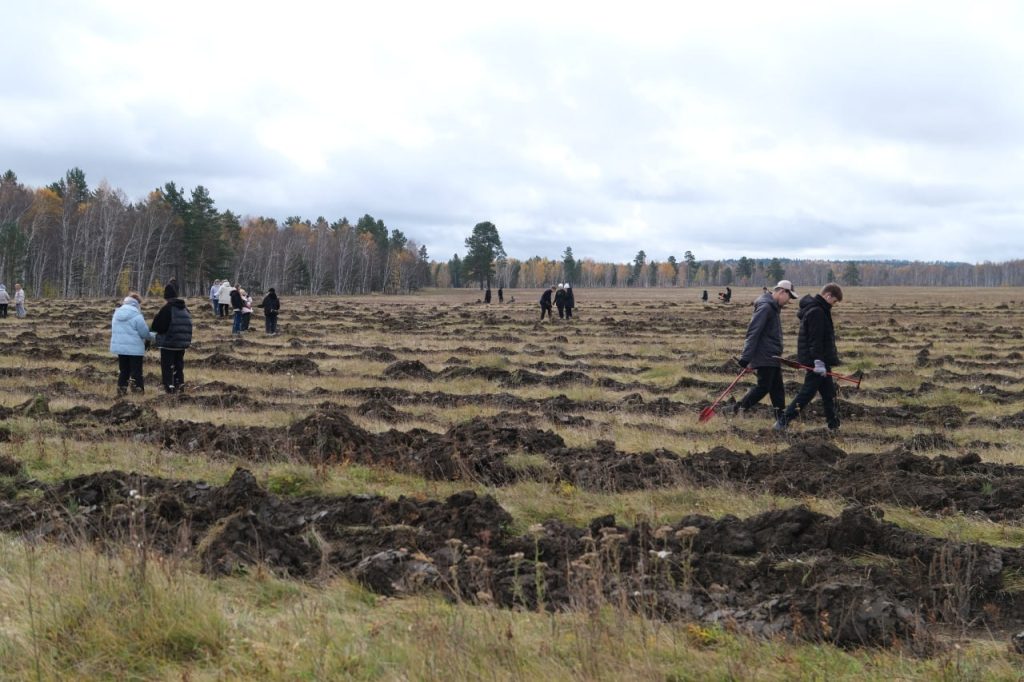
top-left (3, 0), bottom-right (1023, 264)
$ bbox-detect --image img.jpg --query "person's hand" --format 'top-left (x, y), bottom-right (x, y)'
top-left (737, 358), bottom-right (749, 368)
top-left (813, 359), bottom-right (827, 375)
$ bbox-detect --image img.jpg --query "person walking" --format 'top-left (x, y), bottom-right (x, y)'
top-left (0, 284), bottom-right (9, 318)
top-left (109, 292), bottom-right (155, 395)
top-left (13, 283), bottom-right (26, 318)
top-left (539, 286), bottom-right (554, 320)
top-left (564, 284), bottom-right (575, 319)
top-left (733, 280), bottom-right (797, 426)
top-left (257, 288), bottom-right (280, 335)
top-left (497, 287), bottom-right (504, 303)
top-left (218, 279), bottom-right (233, 317)
top-left (210, 280), bottom-right (222, 316)
top-left (151, 287), bottom-right (193, 394)
top-left (701, 290), bottom-right (708, 303)
top-left (554, 284), bottom-right (567, 319)
top-left (777, 283), bottom-right (844, 431)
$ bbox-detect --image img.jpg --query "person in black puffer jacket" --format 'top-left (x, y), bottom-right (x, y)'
top-left (733, 280), bottom-right (796, 425)
top-left (151, 294), bottom-right (193, 394)
top-left (778, 283), bottom-right (843, 431)
top-left (257, 288), bottom-right (280, 335)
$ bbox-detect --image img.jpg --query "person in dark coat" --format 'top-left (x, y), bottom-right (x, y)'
top-left (497, 287), bottom-right (504, 303)
top-left (257, 288), bottom-right (280, 335)
top-left (701, 290), bottom-right (708, 303)
top-left (151, 293), bottom-right (193, 394)
top-left (554, 284), bottom-right (567, 319)
top-left (229, 285), bottom-right (244, 335)
top-left (539, 287), bottom-right (554, 320)
top-left (564, 284), bottom-right (575, 319)
top-left (733, 280), bottom-right (796, 425)
top-left (777, 283), bottom-right (844, 431)
top-left (484, 287), bottom-right (492, 304)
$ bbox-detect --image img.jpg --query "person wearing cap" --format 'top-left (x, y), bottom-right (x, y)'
top-left (109, 292), bottom-right (156, 395)
top-left (732, 280), bottom-right (797, 425)
top-left (777, 283), bottom-right (844, 431)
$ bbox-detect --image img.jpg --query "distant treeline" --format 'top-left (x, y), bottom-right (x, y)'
top-left (0, 168), bottom-right (430, 298)
top-left (432, 251), bottom-right (1024, 289)
top-left (4, 168), bottom-right (1021, 299)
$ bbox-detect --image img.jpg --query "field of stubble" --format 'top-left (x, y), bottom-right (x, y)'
top-left (2, 286), bottom-right (1024, 680)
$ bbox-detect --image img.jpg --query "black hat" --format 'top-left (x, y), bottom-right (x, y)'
top-left (163, 283), bottom-right (178, 300)
top-left (268, 287), bottom-right (276, 294)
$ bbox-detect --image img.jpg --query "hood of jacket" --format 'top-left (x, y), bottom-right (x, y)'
top-left (113, 299), bottom-right (142, 321)
top-left (795, 293), bottom-right (827, 320)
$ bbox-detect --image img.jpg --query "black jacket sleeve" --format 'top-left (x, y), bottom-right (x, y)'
top-left (151, 304), bottom-right (172, 334)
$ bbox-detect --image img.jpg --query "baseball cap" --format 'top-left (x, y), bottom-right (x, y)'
top-left (774, 280), bottom-right (797, 299)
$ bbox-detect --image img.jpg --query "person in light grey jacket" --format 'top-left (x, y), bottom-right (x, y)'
top-left (732, 280), bottom-right (797, 425)
top-left (0, 284), bottom-right (9, 318)
top-left (109, 293), bottom-right (156, 395)
top-left (13, 283), bottom-right (26, 318)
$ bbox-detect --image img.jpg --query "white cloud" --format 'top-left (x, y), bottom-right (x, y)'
top-left (3, 0), bottom-right (1024, 263)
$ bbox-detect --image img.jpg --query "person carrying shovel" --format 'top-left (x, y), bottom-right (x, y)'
top-left (776, 283), bottom-right (844, 431)
top-left (732, 279), bottom-right (797, 426)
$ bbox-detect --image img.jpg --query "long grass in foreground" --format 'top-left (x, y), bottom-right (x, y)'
top-left (0, 536), bottom-right (1019, 681)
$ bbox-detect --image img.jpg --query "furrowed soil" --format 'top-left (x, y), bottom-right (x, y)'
top-left (4, 287), bottom-right (1024, 676)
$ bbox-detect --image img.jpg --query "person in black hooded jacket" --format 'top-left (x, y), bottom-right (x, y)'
top-left (777, 283), bottom-right (843, 431)
top-left (151, 292), bottom-right (193, 394)
top-left (257, 288), bottom-right (280, 334)
top-left (733, 280), bottom-right (796, 424)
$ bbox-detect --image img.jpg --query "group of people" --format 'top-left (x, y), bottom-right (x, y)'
top-left (0, 283), bottom-right (27, 319)
top-left (733, 280), bottom-right (844, 431)
top-left (109, 279), bottom-right (284, 395)
top-left (109, 281), bottom-right (193, 395)
top-left (209, 279), bottom-right (280, 335)
top-left (539, 283), bottom-right (575, 320)
top-left (482, 286), bottom-right (505, 303)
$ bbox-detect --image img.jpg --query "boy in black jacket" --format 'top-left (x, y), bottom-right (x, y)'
top-left (151, 293), bottom-right (193, 394)
top-left (777, 283), bottom-right (843, 431)
top-left (734, 280), bottom-right (796, 425)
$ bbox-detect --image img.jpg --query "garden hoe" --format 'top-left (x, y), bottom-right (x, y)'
top-left (772, 356), bottom-right (864, 389)
top-left (698, 367), bottom-right (751, 422)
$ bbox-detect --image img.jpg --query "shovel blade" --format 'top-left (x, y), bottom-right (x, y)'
top-left (698, 406), bottom-right (715, 423)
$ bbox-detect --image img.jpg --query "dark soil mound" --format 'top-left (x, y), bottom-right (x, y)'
top-left (5, 468), bottom-right (1024, 648)
top-left (383, 360), bottom-right (435, 380)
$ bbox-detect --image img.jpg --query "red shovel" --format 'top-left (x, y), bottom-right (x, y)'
top-left (773, 356), bottom-right (863, 389)
top-left (698, 367), bottom-right (751, 423)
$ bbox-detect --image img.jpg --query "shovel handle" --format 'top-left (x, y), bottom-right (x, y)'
top-left (772, 356), bottom-right (862, 388)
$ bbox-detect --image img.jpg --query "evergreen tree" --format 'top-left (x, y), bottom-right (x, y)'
top-left (766, 257), bottom-right (785, 282)
top-left (562, 246), bottom-right (577, 284)
top-left (463, 221), bottom-right (505, 288)
top-left (842, 261), bottom-right (861, 286)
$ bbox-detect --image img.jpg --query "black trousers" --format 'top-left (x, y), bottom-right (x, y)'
top-left (117, 355), bottom-right (145, 391)
top-left (565, 306), bottom-right (573, 319)
top-left (159, 349), bottom-right (186, 392)
top-left (265, 312), bottom-right (278, 333)
top-left (540, 304), bottom-right (552, 320)
top-left (737, 366), bottom-right (785, 411)
top-left (0, 304), bottom-right (7, 318)
top-left (556, 303), bottom-right (565, 319)
top-left (784, 370), bottom-right (839, 429)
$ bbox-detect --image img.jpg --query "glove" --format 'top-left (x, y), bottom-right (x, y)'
top-left (813, 360), bottom-right (827, 376)
top-left (737, 358), bottom-right (749, 368)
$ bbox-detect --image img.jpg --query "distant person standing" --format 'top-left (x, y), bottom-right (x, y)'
top-left (109, 292), bottom-right (155, 395)
top-left (151, 286), bottom-right (193, 394)
top-left (258, 288), bottom-right (280, 335)
top-left (484, 286), bottom-right (492, 304)
top-left (733, 280), bottom-right (797, 426)
top-left (229, 284), bottom-right (244, 335)
top-left (497, 287), bottom-right (504, 303)
top-left (701, 290), bottom-right (708, 303)
top-left (240, 288), bottom-right (253, 331)
top-left (218, 279), bottom-right (233, 317)
top-left (777, 283), bottom-right (844, 432)
top-left (554, 284), bottom-right (567, 319)
top-left (210, 280), bottom-right (222, 316)
top-left (0, 284), bottom-right (9, 318)
top-left (13, 283), bottom-right (26, 318)
top-left (539, 286), bottom-right (554, 320)
top-left (565, 284), bottom-right (575, 319)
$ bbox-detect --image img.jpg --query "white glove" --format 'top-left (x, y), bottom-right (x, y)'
top-left (813, 360), bottom-right (827, 376)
